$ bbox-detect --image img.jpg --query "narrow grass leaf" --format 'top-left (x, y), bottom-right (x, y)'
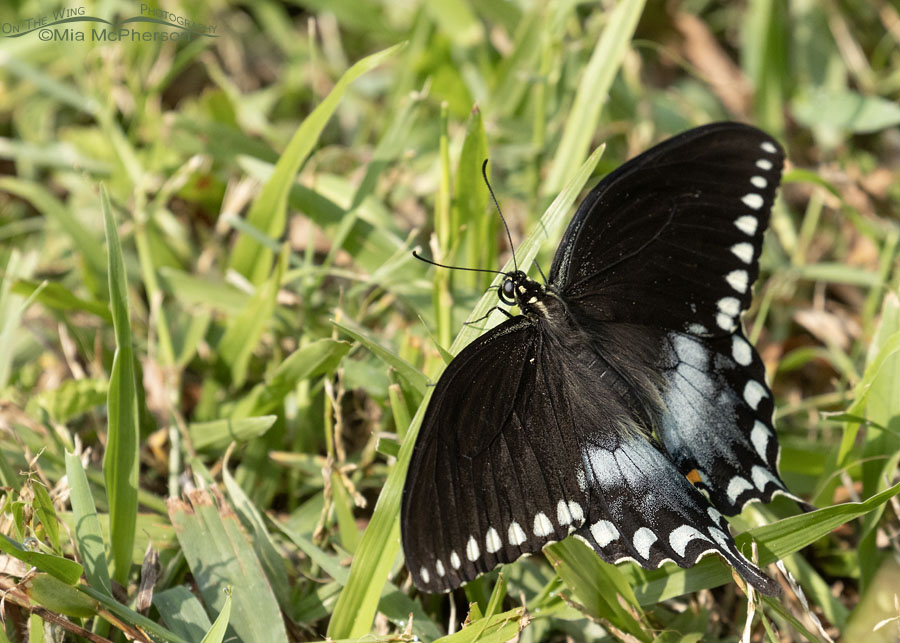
top-left (326, 147), bottom-right (603, 639)
top-left (235, 338), bottom-right (351, 417)
top-left (11, 280), bottom-right (111, 322)
top-left (545, 539), bottom-right (649, 640)
top-left (543, 0), bottom-right (645, 195)
top-left (28, 379), bottom-right (106, 425)
top-left (24, 574), bottom-right (99, 618)
top-left (153, 586), bottom-right (212, 643)
top-left (200, 588), bottom-right (232, 643)
top-left (222, 463), bottom-right (292, 616)
top-left (858, 291), bottom-right (900, 590)
top-left (792, 89), bottom-right (900, 133)
top-left (218, 245), bottom-right (288, 387)
top-left (30, 482), bottom-right (61, 553)
top-left (80, 585), bottom-right (190, 643)
top-left (228, 42), bottom-right (405, 285)
top-left (0, 177), bottom-right (106, 279)
top-left (455, 106), bottom-right (492, 290)
top-left (64, 451), bottom-right (112, 595)
top-left (168, 490), bottom-right (288, 643)
top-left (333, 319), bottom-right (428, 395)
top-left (433, 607), bottom-right (529, 643)
top-left (101, 185), bottom-right (140, 585)
top-left (188, 416), bottom-right (277, 451)
top-left (0, 535), bottom-right (83, 585)
top-left (157, 267), bottom-right (249, 313)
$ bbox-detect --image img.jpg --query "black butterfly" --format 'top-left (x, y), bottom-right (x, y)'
top-left (401, 122), bottom-right (802, 597)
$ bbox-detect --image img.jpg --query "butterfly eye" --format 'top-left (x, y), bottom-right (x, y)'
top-left (499, 279), bottom-right (516, 305)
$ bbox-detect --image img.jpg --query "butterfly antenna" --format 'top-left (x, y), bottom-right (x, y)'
top-left (412, 250), bottom-right (505, 276)
top-left (534, 260), bottom-right (548, 285)
top-left (482, 160), bottom-right (517, 272)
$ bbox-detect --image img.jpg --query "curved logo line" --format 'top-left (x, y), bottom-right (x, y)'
top-left (4, 16), bottom-right (112, 37)
top-left (118, 16), bottom-right (217, 37)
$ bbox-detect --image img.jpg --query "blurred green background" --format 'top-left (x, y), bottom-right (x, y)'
top-left (1, 0), bottom-right (899, 641)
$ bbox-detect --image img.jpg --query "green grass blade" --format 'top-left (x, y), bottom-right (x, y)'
top-left (168, 490), bottom-right (289, 643)
top-left (188, 416), bottom-right (277, 451)
top-left (200, 588), bottom-right (232, 643)
top-left (100, 185), bottom-right (140, 585)
top-left (152, 587), bottom-right (212, 642)
top-left (64, 451), bottom-right (112, 596)
top-left (0, 535), bottom-right (83, 585)
top-left (543, 0), bottom-right (646, 195)
top-left (218, 245), bottom-right (288, 387)
top-left (333, 318), bottom-right (428, 395)
top-left (228, 42), bottom-right (405, 285)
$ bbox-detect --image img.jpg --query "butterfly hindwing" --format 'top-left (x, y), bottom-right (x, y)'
top-left (657, 329), bottom-right (798, 515)
top-left (550, 122), bottom-right (784, 337)
top-left (573, 432), bottom-right (780, 596)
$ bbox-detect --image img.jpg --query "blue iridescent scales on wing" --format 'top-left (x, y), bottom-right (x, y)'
top-left (402, 122), bottom-right (799, 597)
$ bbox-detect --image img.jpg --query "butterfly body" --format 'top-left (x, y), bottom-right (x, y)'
top-left (402, 122), bottom-right (798, 597)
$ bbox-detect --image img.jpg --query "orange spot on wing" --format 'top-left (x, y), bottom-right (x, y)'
top-left (686, 469), bottom-right (702, 485)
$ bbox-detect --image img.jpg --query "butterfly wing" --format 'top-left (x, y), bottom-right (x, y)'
top-left (402, 316), bottom-right (588, 593)
top-left (401, 313), bottom-right (780, 596)
top-left (546, 122), bottom-right (792, 515)
top-left (550, 121), bottom-right (784, 337)
top-left (658, 330), bottom-right (798, 515)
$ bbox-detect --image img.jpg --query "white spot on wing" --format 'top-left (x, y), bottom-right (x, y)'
top-left (718, 297), bottom-right (740, 316)
top-left (708, 526), bottom-right (731, 549)
top-left (752, 464), bottom-right (781, 491)
top-left (731, 242), bottom-right (754, 264)
top-left (743, 380), bottom-right (768, 410)
top-left (435, 560), bottom-right (445, 576)
top-left (420, 566), bottom-right (430, 584)
top-left (576, 467), bottom-right (587, 492)
top-left (450, 551), bottom-right (461, 569)
top-left (756, 158), bottom-right (773, 170)
top-left (687, 322), bottom-right (708, 335)
top-left (732, 334), bottom-right (752, 366)
top-left (557, 500), bottom-right (573, 525)
top-left (533, 512), bottom-right (553, 537)
top-left (589, 520), bottom-right (619, 546)
top-left (669, 525), bottom-right (710, 557)
top-left (751, 421), bottom-right (770, 459)
top-left (761, 141), bottom-right (777, 154)
top-left (727, 476), bottom-right (754, 502)
top-left (568, 501), bottom-right (584, 524)
top-left (633, 527), bottom-right (658, 559)
top-left (742, 193), bottom-right (764, 210)
top-left (508, 521), bottom-right (527, 546)
top-left (716, 313), bottom-right (735, 331)
top-left (707, 506), bottom-right (723, 525)
top-left (726, 269), bottom-right (749, 293)
top-left (485, 527), bottom-right (502, 553)
top-left (735, 215), bottom-right (758, 235)
top-left (466, 535), bottom-right (480, 561)
top-left (751, 175), bottom-right (767, 189)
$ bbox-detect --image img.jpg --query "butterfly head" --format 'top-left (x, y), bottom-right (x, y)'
top-left (499, 270), bottom-right (546, 312)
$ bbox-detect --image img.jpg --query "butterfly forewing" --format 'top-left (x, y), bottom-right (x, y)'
top-left (550, 122), bottom-right (784, 337)
top-left (401, 317), bottom-right (588, 592)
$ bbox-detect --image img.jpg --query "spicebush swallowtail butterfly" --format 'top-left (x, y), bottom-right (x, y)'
top-left (402, 122), bottom-right (803, 597)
